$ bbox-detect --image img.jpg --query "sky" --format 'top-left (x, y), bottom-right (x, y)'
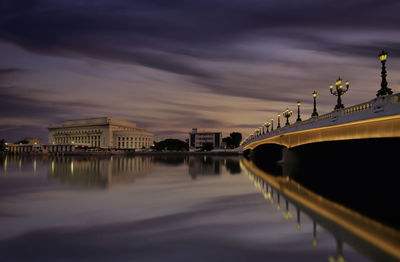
top-left (1, 0), bottom-right (400, 142)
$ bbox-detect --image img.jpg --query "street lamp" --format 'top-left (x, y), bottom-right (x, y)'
top-left (270, 119), bottom-right (274, 131)
top-left (311, 91), bottom-right (319, 117)
top-left (329, 77), bottom-right (349, 110)
top-left (296, 101), bottom-right (302, 122)
top-left (376, 50), bottom-right (393, 97)
top-left (264, 122), bottom-right (271, 133)
top-left (283, 108), bottom-right (293, 126)
top-left (277, 113), bottom-right (281, 129)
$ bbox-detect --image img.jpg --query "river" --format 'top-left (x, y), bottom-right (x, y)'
top-left (0, 155), bottom-right (398, 261)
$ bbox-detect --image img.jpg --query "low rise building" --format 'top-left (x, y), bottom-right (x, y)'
top-left (189, 128), bottom-right (222, 150)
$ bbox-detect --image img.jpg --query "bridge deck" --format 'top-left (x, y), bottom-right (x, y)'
top-left (242, 93), bottom-right (400, 150)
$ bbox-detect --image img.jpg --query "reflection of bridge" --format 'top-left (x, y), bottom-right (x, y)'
top-left (241, 158), bottom-right (400, 262)
top-left (241, 93), bottom-right (400, 152)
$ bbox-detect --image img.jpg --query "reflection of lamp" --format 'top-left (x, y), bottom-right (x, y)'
top-left (313, 220), bottom-right (318, 248)
top-left (296, 208), bottom-right (301, 231)
top-left (276, 192), bottom-right (281, 211)
top-left (283, 200), bottom-right (292, 220)
top-left (329, 239), bottom-right (344, 262)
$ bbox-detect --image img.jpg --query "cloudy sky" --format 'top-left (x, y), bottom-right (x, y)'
top-left (1, 0), bottom-right (400, 142)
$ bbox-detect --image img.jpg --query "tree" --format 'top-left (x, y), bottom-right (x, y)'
top-left (222, 136), bottom-right (233, 148)
top-left (16, 139), bottom-right (29, 144)
top-left (230, 132), bottom-right (242, 148)
top-left (222, 132), bottom-right (242, 148)
top-left (153, 139), bottom-right (189, 151)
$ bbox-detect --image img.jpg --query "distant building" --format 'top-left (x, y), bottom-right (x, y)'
top-left (48, 117), bottom-right (154, 149)
top-left (189, 128), bottom-right (222, 150)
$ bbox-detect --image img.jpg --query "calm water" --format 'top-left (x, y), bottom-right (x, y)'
top-left (0, 155), bottom-right (390, 261)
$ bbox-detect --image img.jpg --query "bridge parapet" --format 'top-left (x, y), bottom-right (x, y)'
top-left (241, 93), bottom-right (400, 149)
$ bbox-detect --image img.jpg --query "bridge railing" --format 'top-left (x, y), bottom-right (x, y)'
top-left (390, 93), bottom-right (400, 104)
top-left (241, 92), bottom-right (400, 147)
top-left (316, 112), bottom-right (332, 121)
top-left (342, 101), bottom-right (372, 115)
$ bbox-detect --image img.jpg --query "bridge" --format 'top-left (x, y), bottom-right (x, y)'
top-left (240, 92), bottom-right (400, 154)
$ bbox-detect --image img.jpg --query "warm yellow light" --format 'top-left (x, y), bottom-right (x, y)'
top-left (70, 161), bottom-right (74, 175)
top-left (297, 101), bottom-right (301, 106)
top-left (4, 142), bottom-right (8, 146)
top-left (379, 53), bottom-right (387, 62)
top-left (345, 81), bottom-right (350, 86)
top-left (34, 142), bottom-right (37, 145)
top-left (278, 114), bottom-right (280, 117)
top-left (312, 91), bottom-right (317, 98)
top-left (312, 238), bottom-right (318, 248)
top-left (330, 85), bottom-right (333, 90)
top-left (336, 78), bottom-right (342, 85)
top-left (339, 85), bottom-right (343, 89)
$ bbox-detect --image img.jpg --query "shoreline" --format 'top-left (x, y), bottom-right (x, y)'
top-left (3, 151), bottom-right (242, 156)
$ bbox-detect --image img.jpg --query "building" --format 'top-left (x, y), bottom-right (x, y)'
top-left (48, 117), bottom-right (154, 149)
top-left (189, 128), bottom-right (222, 150)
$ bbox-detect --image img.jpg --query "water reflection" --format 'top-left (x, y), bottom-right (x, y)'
top-left (48, 156), bottom-right (153, 188)
top-left (0, 155), bottom-right (379, 262)
top-left (188, 156), bottom-right (243, 179)
top-left (241, 158), bottom-right (400, 262)
top-left (1, 155), bottom-right (244, 187)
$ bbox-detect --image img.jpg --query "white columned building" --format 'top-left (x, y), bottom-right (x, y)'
top-left (48, 117), bottom-right (154, 149)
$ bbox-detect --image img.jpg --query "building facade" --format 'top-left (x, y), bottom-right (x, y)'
top-left (189, 128), bottom-right (222, 150)
top-left (48, 117), bottom-right (154, 149)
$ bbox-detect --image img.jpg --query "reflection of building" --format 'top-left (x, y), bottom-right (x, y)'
top-left (189, 128), bottom-right (222, 150)
top-left (48, 117), bottom-right (154, 149)
top-left (188, 156), bottom-right (222, 179)
top-left (48, 156), bottom-right (153, 188)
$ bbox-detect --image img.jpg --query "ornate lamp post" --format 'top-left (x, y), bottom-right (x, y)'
top-left (376, 50), bottom-right (393, 97)
top-left (264, 122), bottom-right (271, 133)
top-left (270, 119), bottom-right (274, 131)
top-left (296, 101), bottom-right (302, 122)
top-left (277, 113), bottom-right (281, 129)
top-left (311, 91), bottom-right (318, 117)
top-left (283, 108), bottom-right (293, 126)
top-left (329, 78), bottom-right (349, 110)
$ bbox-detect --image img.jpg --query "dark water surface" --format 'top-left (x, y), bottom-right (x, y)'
top-left (0, 155), bottom-right (393, 261)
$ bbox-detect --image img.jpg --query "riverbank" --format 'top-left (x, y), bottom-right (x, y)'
top-left (3, 150), bottom-right (242, 156)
